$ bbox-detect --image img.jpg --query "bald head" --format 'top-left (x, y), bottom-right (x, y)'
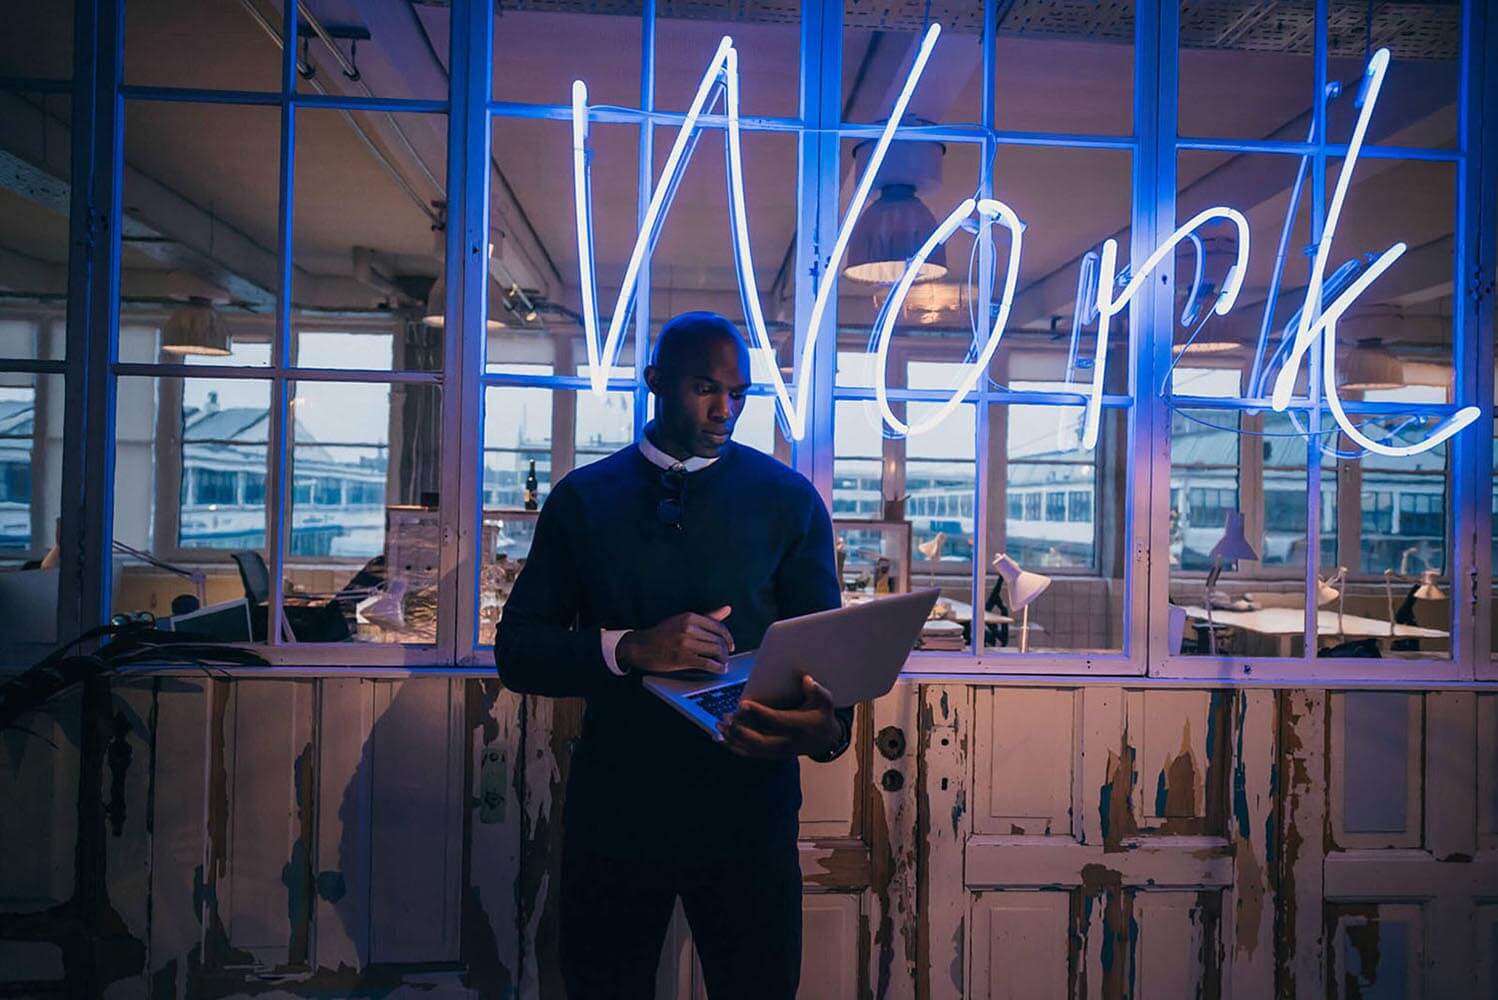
top-left (645, 311), bottom-right (752, 460)
top-left (651, 311), bottom-right (750, 373)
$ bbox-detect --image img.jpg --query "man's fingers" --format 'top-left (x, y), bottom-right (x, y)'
top-left (733, 699), bottom-right (804, 736)
top-left (686, 613), bottom-right (736, 653)
top-left (800, 673), bottom-right (834, 709)
top-left (682, 633), bottom-right (729, 660)
top-left (720, 717), bottom-right (784, 758)
top-left (684, 623), bottom-right (733, 654)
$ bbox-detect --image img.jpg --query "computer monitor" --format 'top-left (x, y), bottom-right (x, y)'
top-left (161, 598), bottom-right (253, 642)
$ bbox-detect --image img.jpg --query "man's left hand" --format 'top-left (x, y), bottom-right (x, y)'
top-left (717, 673), bottom-right (843, 759)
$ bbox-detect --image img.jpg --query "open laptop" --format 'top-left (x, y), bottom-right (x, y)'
top-left (642, 589), bottom-right (940, 741)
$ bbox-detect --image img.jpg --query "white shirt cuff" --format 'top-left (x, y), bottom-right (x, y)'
top-left (601, 629), bottom-right (630, 675)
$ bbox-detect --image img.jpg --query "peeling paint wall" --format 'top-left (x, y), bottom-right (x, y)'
top-left (1, 679), bottom-right (1493, 998)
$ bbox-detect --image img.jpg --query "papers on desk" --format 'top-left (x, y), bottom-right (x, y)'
top-left (917, 618), bottom-right (966, 651)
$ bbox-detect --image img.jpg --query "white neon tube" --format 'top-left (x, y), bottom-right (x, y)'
top-left (571, 25), bottom-right (943, 440)
top-left (1088, 207), bottom-right (1251, 449)
top-left (572, 36), bottom-right (735, 395)
top-left (871, 198), bottom-right (1025, 437)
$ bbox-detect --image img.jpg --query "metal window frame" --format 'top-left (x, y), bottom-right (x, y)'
top-left (4, 0), bottom-right (1492, 683)
top-left (1151, 0), bottom-right (1491, 683)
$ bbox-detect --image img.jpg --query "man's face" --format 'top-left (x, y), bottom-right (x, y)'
top-left (646, 335), bottom-right (751, 458)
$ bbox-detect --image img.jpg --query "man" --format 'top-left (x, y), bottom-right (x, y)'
top-left (494, 311), bottom-right (852, 999)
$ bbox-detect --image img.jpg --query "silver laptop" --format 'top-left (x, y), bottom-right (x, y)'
top-left (642, 589), bottom-right (940, 741)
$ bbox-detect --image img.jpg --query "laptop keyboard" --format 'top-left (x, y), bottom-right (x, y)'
top-left (688, 681), bottom-right (747, 720)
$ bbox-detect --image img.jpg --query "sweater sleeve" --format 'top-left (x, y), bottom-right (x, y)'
top-left (493, 482), bottom-right (614, 698)
top-left (773, 481), bottom-right (856, 760)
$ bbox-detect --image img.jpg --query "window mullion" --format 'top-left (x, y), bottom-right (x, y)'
top-left (448, 0), bottom-right (491, 663)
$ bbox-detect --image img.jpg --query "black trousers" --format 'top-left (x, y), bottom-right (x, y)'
top-left (559, 839), bottom-right (803, 1000)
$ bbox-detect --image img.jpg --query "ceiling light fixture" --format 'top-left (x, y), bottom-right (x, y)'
top-left (844, 136), bottom-right (947, 284)
top-left (161, 298), bottom-right (232, 356)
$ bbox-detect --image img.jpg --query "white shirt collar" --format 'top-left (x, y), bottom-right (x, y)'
top-left (639, 426), bottom-right (719, 472)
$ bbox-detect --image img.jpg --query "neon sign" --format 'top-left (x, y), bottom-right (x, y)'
top-left (570, 26), bottom-right (1477, 457)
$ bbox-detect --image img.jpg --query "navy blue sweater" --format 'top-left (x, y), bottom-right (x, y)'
top-left (494, 440), bottom-right (847, 861)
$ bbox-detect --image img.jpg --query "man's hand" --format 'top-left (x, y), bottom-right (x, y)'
top-left (716, 673), bottom-right (843, 759)
top-left (617, 606), bottom-right (735, 675)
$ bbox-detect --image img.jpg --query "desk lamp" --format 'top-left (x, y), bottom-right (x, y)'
top-left (1382, 566), bottom-right (1445, 636)
top-left (917, 532), bottom-right (947, 589)
top-left (1204, 511), bottom-right (1259, 655)
top-left (992, 553), bottom-right (1051, 653)
top-left (1318, 565), bottom-right (1347, 636)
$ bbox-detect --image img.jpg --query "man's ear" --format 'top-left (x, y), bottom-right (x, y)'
top-left (643, 364), bottom-right (661, 394)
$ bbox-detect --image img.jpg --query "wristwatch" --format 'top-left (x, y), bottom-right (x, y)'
top-left (809, 714), bottom-right (851, 763)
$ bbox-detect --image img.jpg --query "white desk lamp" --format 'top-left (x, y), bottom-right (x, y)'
top-left (917, 532), bottom-right (947, 589)
top-left (1383, 566), bottom-right (1446, 636)
top-left (992, 553), bottom-right (1052, 653)
top-left (1203, 511), bottom-right (1259, 655)
top-left (1318, 565), bottom-right (1347, 636)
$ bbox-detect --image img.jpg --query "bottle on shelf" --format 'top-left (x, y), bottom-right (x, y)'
top-left (524, 460), bottom-right (539, 511)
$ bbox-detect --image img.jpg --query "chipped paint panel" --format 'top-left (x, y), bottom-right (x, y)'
top-left (974, 688), bottom-right (1078, 837)
top-left (969, 891), bottom-right (1069, 999)
top-left (1130, 689), bottom-right (1232, 837)
top-left (869, 681), bottom-right (919, 1000)
top-left (1132, 890), bottom-right (1221, 999)
top-left (1328, 902), bottom-right (1422, 1000)
top-left (1229, 691), bottom-right (1276, 995)
top-left (1281, 690), bottom-right (1329, 1000)
top-left (917, 685), bottom-right (969, 1000)
top-left (463, 678), bottom-right (523, 998)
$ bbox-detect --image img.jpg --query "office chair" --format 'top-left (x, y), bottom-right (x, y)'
top-left (229, 550), bottom-right (349, 643)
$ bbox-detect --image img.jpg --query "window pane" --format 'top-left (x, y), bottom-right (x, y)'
top-left (0, 373), bottom-right (63, 645)
top-left (986, 145), bottom-right (1133, 398)
top-left (294, 109), bottom-right (447, 372)
top-left (1323, 157), bottom-right (1456, 405)
top-left (844, 3), bottom-right (983, 126)
top-left (110, 376), bottom-right (270, 637)
top-left (1322, 428), bottom-right (1451, 660)
top-left (117, 100), bottom-right (280, 365)
top-left (487, 118), bottom-right (638, 372)
top-left (2, 0), bottom-right (73, 79)
top-left (657, 8), bottom-right (798, 119)
top-left (651, 128), bottom-right (796, 378)
top-left (285, 381), bottom-right (441, 646)
top-left (1179, 0), bottom-right (1314, 140)
top-left (574, 365), bottom-right (634, 470)
top-left (833, 399), bottom-right (884, 519)
top-left (994, 0), bottom-right (1134, 135)
top-left (484, 385), bottom-right (552, 510)
top-left (494, 7), bottom-right (642, 107)
top-left (1172, 152), bottom-right (1313, 394)
top-left (1168, 406), bottom-right (1267, 657)
top-left (1325, 0), bottom-right (1459, 149)
top-left (125, 0), bottom-right (280, 91)
top-left (0, 91), bottom-right (71, 362)
top-left (906, 395), bottom-right (975, 612)
top-left (988, 397), bottom-right (1124, 654)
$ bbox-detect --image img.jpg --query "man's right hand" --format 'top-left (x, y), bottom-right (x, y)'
top-left (616, 606), bottom-right (735, 675)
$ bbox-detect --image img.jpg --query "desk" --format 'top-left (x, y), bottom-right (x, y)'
top-left (1179, 605), bottom-right (1448, 656)
top-left (939, 597), bottom-right (1013, 627)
